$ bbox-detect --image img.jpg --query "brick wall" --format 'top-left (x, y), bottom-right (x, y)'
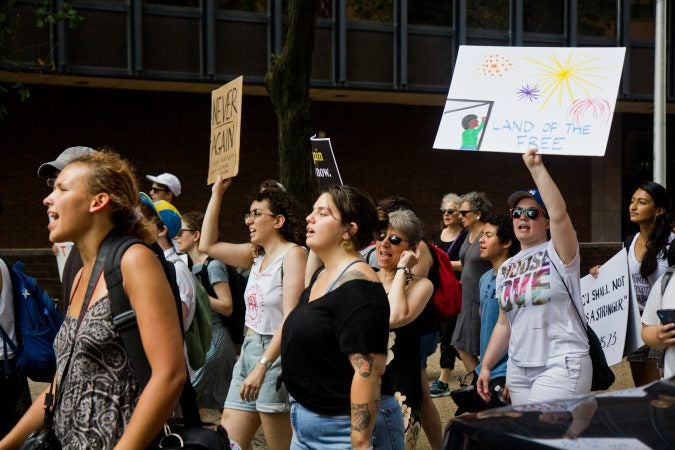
top-left (1, 84), bottom-right (596, 252)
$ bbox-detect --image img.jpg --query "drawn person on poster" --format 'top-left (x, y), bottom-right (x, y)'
top-left (461, 115), bottom-right (488, 150)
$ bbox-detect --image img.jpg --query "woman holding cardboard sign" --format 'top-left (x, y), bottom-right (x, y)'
top-left (200, 176), bottom-right (307, 450)
top-left (477, 148), bottom-right (591, 406)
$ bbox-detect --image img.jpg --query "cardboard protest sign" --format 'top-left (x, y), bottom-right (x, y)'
top-left (580, 249), bottom-right (631, 366)
top-left (310, 135), bottom-right (343, 189)
top-left (52, 242), bottom-right (72, 282)
top-left (208, 76), bottom-right (243, 184)
top-left (434, 46), bottom-right (625, 156)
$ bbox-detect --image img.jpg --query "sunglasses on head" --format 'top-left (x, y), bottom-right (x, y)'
top-left (376, 233), bottom-right (408, 246)
top-left (439, 208), bottom-right (455, 215)
top-left (510, 207), bottom-right (546, 220)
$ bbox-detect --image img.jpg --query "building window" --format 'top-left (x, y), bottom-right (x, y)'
top-left (408, 0), bottom-right (452, 27)
top-left (630, 0), bottom-right (655, 40)
top-left (578, 0), bottom-right (616, 38)
top-left (523, 0), bottom-right (563, 34)
top-left (215, 0), bottom-right (267, 12)
top-left (466, 0), bottom-right (508, 31)
top-left (346, 0), bottom-right (393, 23)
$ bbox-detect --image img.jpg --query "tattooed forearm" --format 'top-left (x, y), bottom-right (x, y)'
top-left (351, 353), bottom-right (375, 377)
top-left (351, 402), bottom-right (372, 431)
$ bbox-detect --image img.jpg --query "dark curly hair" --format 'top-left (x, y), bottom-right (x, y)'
top-left (250, 188), bottom-right (306, 247)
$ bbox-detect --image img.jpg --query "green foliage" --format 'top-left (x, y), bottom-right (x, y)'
top-left (35, 1), bottom-right (83, 30)
top-left (0, 82), bottom-right (29, 119)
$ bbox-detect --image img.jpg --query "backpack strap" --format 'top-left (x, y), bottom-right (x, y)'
top-left (104, 233), bottom-right (153, 389)
top-left (198, 257), bottom-right (217, 298)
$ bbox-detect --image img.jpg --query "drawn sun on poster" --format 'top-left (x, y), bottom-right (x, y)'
top-left (478, 53), bottom-right (513, 78)
top-left (525, 52), bottom-right (606, 110)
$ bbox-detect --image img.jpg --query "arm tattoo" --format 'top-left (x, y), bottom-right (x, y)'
top-left (352, 353), bottom-right (375, 377)
top-left (351, 402), bottom-right (372, 432)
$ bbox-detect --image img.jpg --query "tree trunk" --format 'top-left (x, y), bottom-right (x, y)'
top-left (264, 0), bottom-right (317, 211)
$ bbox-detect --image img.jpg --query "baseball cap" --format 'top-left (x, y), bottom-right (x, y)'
top-left (37, 146), bottom-right (96, 177)
top-left (507, 188), bottom-right (547, 211)
top-left (146, 173), bottom-right (181, 197)
top-left (154, 200), bottom-right (182, 239)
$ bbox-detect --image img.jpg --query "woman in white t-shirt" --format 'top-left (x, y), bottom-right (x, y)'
top-left (591, 181), bottom-right (673, 386)
top-left (477, 149), bottom-right (591, 406)
top-left (200, 177), bottom-right (307, 450)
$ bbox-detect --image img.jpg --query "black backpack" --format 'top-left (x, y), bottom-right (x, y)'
top-left (198, 257), bottom-right (247, 346)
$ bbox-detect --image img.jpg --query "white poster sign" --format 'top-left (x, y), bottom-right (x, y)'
top-left (434, 46), bottom-right (626, 156)
top-left (580, 249), bottom-right (630, 366)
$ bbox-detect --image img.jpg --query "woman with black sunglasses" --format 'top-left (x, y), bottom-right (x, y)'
top-left (477, 148), bottom-right (591, 406)
top-left (451, 191), bottom-right (492, 377)
top-left (375, 209), bottom-right (434, 448)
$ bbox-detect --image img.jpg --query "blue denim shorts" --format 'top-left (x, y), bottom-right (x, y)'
top-left (290, 395), bottom-right (404, 450)
top-left (223, 331), bottom-right (290, 413)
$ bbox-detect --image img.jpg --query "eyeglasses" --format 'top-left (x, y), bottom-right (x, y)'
top-left (439, 208), bottom-right (455, 215)
top-left (150, 186), bottom-right (169, 193)
top-left (244, 209), bottom-right (276, 222)
top-left (376, 233), bottom-right (409, 246)
top-left (177, 228), bottom-right (194, 237)
top-left (458, 210), bottom-right (473, 217)
top-left (510, 207), bottom-right (546, 220)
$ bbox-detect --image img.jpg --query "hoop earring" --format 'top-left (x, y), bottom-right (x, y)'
top-left (340, 239), bottom-right (354, 253)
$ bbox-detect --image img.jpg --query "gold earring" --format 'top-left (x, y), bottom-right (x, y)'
top-left (340, 239), bottom-right (354, 253)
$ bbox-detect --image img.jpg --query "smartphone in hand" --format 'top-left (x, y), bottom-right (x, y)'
top-left (656, 309), bottom-right (675, 325)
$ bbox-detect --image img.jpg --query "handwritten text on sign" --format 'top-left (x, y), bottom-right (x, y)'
top-left (580, 249), bottom-right (630, 366)
top-left (208, 76), bottom-right (243, 184)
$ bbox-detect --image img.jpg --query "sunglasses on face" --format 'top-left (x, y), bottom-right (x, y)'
top-left (440, 208), bottom-right (455, 215)
top-left (376, 233), bottom-right (408, 246)
top-left (510, 207), bottom-right (546, 220)
top-left (458, 210), bottom-right (473, 217)
top-left (150, 186), bottom-right (169, 193)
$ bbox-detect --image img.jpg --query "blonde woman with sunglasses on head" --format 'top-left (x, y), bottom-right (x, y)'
top-left (477, 149), bottom-right (591, 406)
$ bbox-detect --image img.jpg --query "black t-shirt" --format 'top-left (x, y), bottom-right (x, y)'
top-left (387, 320), bottom-right (423, 413)
top-left (281, 279), bottom-right (393, 416)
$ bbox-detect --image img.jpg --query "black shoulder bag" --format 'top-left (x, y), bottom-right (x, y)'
top-left (21, 241), bottom-right (109, 450)
top-left (549, 256), bottom-right (615, 391)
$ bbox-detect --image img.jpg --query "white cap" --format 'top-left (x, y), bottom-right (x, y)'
top-left (146, 173), bottom-right (181, 197)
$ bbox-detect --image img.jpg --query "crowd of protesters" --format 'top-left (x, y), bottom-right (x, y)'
top-left (0, 145), bottom-right (674, 450)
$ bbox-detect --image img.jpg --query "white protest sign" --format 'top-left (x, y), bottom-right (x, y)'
top-left (580, 249), bottom-right (630, 366)
top-left (434, 46), bottom-right (626, 156)
top-left (52, 242), bottom-right (72, 282)
top-left (208, 76), bottom-right (243, 184)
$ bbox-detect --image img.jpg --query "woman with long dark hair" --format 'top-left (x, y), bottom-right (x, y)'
top-left (592, 181), bottom-right (674, 385)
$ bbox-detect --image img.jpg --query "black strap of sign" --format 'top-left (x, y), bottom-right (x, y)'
top-left (44, 237), bottom-right (110, 428)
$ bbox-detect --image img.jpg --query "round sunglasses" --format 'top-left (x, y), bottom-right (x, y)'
top-left (510, 207), bottom-right (547, 220)
top-left (439, 208), bottom-right (455, 215)
top-left (376, 233), bottom-right (409, 246)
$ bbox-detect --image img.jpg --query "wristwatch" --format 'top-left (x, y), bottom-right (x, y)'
top-left (258, 355), bottom-right (273, 370)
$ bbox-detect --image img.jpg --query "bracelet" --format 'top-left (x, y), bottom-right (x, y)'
top-left (396, 266), bottom-right (407, 271)
top-left (258, 356), bottom-right (273, 370)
